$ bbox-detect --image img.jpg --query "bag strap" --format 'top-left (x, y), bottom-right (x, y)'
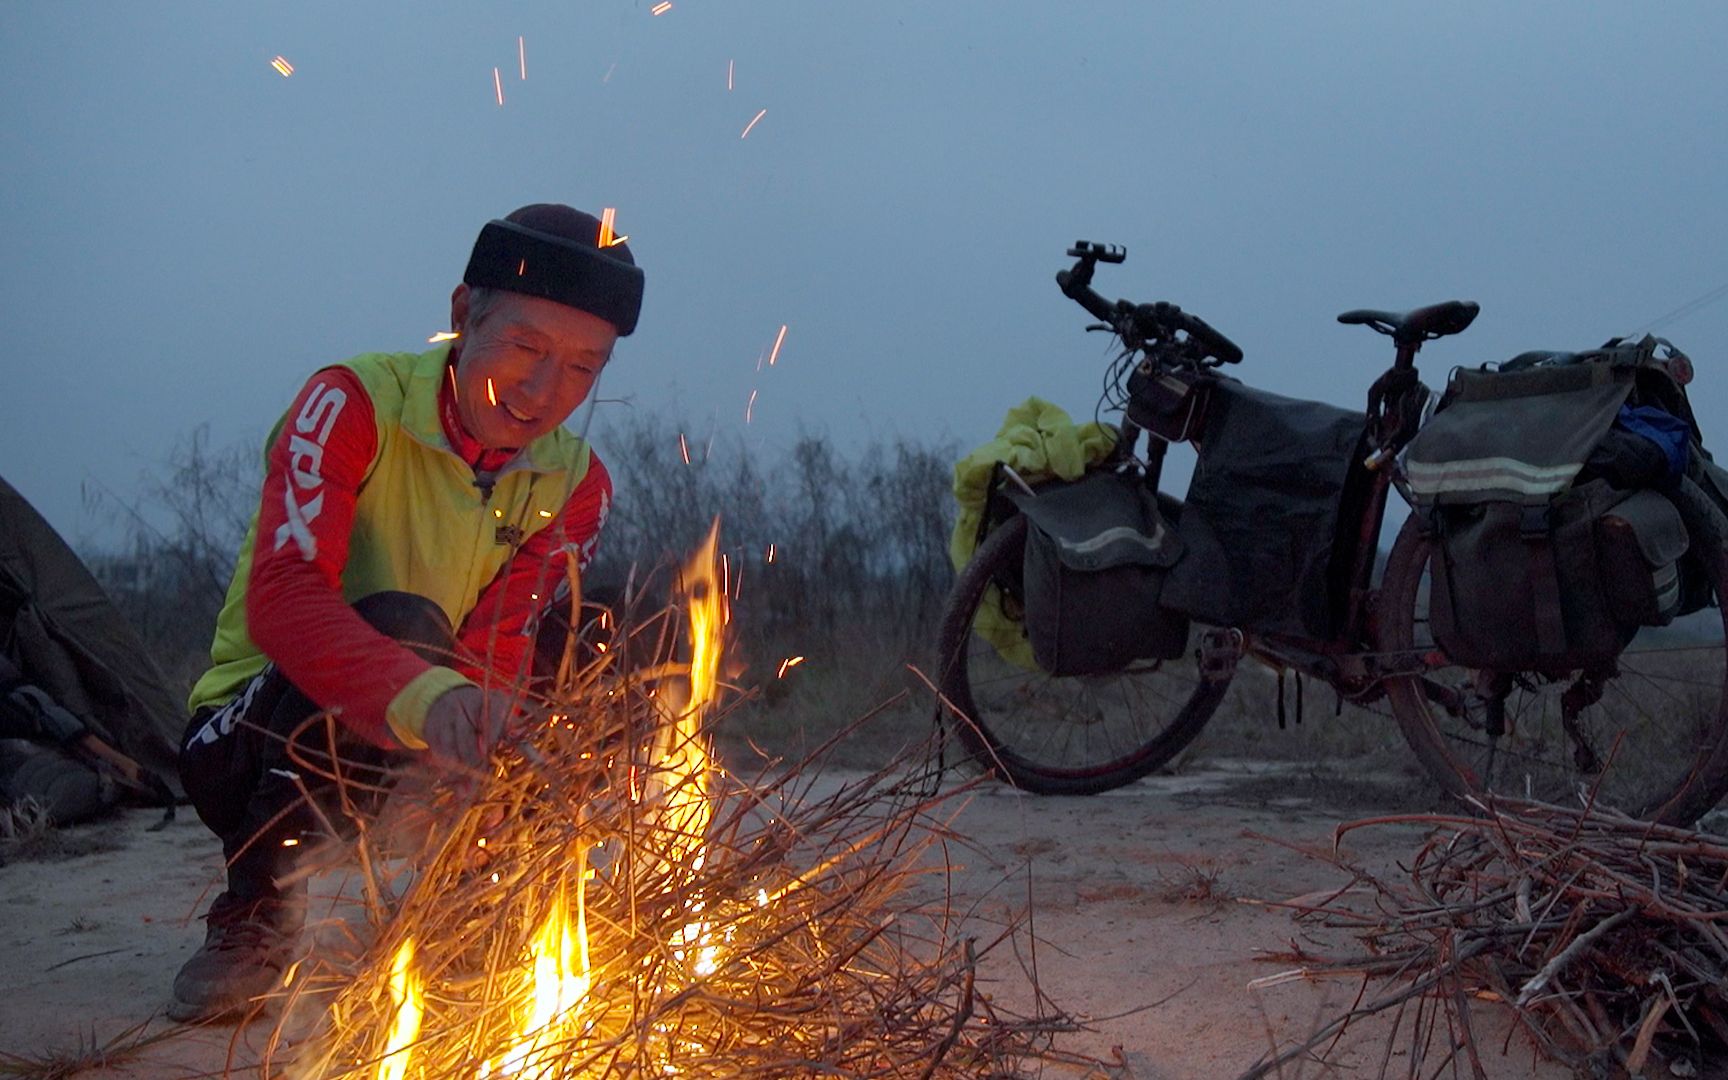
top-left (1515, 504), bottom-right (1568, 657)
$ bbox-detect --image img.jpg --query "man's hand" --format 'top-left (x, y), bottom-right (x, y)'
top-left (421, 686), bottom-right (516, 769)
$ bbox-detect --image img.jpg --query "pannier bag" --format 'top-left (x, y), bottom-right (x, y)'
top-left (1009, 471), bottom-right (1188, 676)
top-left (1161, 381), bottom-right (1368, 638)
top-left (1404, 342), bottom-right (1693, 672)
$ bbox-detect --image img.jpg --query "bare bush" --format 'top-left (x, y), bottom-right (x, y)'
top-left (590, 413), bottom-right (959, 752)
top-left (83, 425), bottom-right (259, 690)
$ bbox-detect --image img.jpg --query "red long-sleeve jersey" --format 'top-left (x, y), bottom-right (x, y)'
top-left (243, 366), bottom-right (610, 747)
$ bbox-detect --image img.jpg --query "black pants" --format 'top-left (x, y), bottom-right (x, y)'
top-left (178, 591), bottom-right (455, 900)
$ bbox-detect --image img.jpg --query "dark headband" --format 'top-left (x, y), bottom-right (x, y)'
top-left (463, 219), bottom-right (644, 336)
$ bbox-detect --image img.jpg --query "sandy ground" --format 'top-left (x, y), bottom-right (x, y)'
top-left (0, 762), bottom-right (1575, 1079)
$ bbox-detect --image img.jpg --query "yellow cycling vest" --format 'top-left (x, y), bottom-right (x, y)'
top-left (187, 345), bottom-right (591, 745)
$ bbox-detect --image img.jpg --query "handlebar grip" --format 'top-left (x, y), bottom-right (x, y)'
top-left (1182, 312), bottom-right (1243, 364)
top-left (1055, 269), bottom-right (1118, 324)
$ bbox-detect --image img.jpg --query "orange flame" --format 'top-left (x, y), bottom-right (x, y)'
top-left (493, 871), bottom-right (591, 1077)
top-left (375, 939), bottom-right (423, 1080)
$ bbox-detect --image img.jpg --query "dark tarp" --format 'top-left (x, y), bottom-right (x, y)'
top-left (1, 474), bottom-right (184, 795)
top-left (1162, 381), bottom-right (1366, 638)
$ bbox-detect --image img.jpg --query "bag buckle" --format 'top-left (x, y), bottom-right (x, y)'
top-left (1518, 504), bottom-right (1551, 538)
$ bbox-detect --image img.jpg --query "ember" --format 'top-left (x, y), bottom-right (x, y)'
top-left (267, 525), bottom-right (1084, 1078)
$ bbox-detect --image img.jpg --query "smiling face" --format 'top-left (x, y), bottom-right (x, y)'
top-left (447, 284), bottom-right (617, 450)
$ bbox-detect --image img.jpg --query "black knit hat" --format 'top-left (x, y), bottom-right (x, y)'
top-left (463, 204), bottom-right (645, 336)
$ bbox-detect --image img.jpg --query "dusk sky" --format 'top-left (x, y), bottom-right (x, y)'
top-left (4, 2), bottom-right (1726, 549)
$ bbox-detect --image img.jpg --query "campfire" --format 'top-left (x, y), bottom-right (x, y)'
top-left (254, 523), bottom-right (1089, 1079)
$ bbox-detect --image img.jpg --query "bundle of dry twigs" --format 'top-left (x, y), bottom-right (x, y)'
top-left (1243, 797), bottom-right (1728, 1079)
top-left (236, 569), bottom-right (1094, 1079)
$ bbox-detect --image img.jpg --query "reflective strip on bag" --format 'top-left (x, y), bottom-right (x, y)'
top-left (1404, 456), bottom-right (1582, 499)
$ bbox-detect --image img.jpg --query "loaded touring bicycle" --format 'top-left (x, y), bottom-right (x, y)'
top-left (936, 243), bottom-right (1728, 826)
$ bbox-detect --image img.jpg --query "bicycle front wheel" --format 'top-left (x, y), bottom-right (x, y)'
top-left (1378, 480), bottom-right (1728, 825)
top-left (933, 515), bottom-right (1229, 795)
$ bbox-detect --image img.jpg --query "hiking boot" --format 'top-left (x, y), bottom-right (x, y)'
top-left (167, 889), bottom-right (306, 1022)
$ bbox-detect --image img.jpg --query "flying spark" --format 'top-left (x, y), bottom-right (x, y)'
top-left (651, 1), bottom-right (673, 14)
top-left (727, 59), bottom-right (734, 90)
top-left (740, 109), bottom-right (767, 139)
top-left (766, 543), bottom-right (776, 564)
top-left (270, 56), bottom-right (295, 78)
top-left (678, 433), bottom-right (691, 465)
top-left (494, 67), bottom-right (505, 106)
top-left (776, 655), bottom-right (806, 679)
top-left (598, 207), bottom-right (629, 248)
top-left (518, 36), bottom-right (527, 80)
top-left (428, 330), bottom-right (460, 343)
top-left (768, 324), bottom-right (788, 366)
top-left (745, 388), bottom-right (758, 423)
top-left (603, 62), bottom-right (617, 83)
top-left (487, 378), bottom-right (498, 407)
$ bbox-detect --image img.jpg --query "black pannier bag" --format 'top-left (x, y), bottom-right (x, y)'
top-left (1403, 347), bottom-right (1692, 672)
top-left (1161, 381), bottom-right (1368, 637)
top-left (1009, 471), bottom-right (1188, 676)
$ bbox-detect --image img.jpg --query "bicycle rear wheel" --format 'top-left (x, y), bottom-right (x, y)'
top-left (934, 514), bottom-right (1229, 795)
top-left (1377, 479), bottom-right (1728, 825)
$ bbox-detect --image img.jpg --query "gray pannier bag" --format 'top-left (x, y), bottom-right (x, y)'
top-left (1009, 471), bottom-right (1188, 676)
top-left (1403, 355), bottom-right (1691, 672)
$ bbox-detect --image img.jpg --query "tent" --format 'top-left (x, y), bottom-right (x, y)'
top-left (1, 473), bottom-right (184, 804)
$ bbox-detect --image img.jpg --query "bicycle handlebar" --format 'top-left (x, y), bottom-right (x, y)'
top-left (1056, 244), bottom-right (1243, 365)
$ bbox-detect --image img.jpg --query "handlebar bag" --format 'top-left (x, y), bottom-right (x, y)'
top-left (1405, 358), bottom-right (1690, 671)
top-left (1160, 382), bottom-right (1368, 637)
top-left (1009, 471), bottom-right (1188, 676)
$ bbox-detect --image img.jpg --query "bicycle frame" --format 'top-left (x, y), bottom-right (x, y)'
top-left (1120, 335), bottom-right (1437, 702)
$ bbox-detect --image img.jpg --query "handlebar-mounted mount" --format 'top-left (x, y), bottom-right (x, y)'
top-left (1055, 241), bottom-right (1243, 367)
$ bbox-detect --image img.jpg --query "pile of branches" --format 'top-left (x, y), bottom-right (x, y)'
top-left (240, 589), bottom-right (1097, 1079)
top-left (1245, 797), bottom-right (1728, 1079)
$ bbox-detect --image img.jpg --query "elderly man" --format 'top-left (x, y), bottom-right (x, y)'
top-left (169, 204), bottom-right (641, 1021)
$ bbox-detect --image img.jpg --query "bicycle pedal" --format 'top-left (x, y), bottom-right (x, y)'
top-left (1196, 628), bottom-right (1244, 683)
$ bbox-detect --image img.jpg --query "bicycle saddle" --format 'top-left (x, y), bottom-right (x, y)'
top-left (1337, 300), bottom-right (1480, 345)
